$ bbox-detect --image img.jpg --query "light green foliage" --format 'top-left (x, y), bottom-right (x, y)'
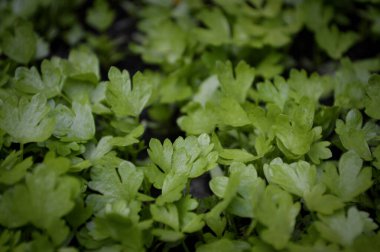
top-left (322, 151), bottom-right (372, 202)
top-left (84, 125), bottom-right (144, 163)
top-left (194, 8), bottom-right (231, 46)
top-left (216, 61), bottom-right (255, 103)
top-left (196, 238), bottom-right (250, 252)
top-left (256, 76), bottom-right (289, 111)
top-left (13, 60), bottom-right (62, 98)
top-left (0, 153), bottom-right (81, 245)
top-left (0, 93), bottom-right (55, 143)
top-left (304, 184), bottom-right (344, 214)
top-left (146, 134), bottom-right (218, 205)
top-left (217, 96), bottom-right (251, 127)
top-left (307, 141), bottom-right (332, 164)
top-left (68, 47), bottom-right (100, 83)
top-left (209, 163), bottom-right (265, 219)
top-left (1, 21), bottom-right (37, 64)
top-left (315, 207), bottom-right (377, 247)
top-left (150, 196), bottom-right (204, 241)
top-left (264, 158), bottom-right (316, 197)
top-left (53, 100), bottom-right (95, 142)
top-left (336, 109), bottom-right (377, 161)
top-left (131, 18), bottom-right (187, 65)
top-left (106, 67), bottom-right (152, 117)
top-left (0, 0), bottom-right (380, 251)
top-left (87, 161), bottom-right (144, 212)
top-left (274, 98), bottom-right (317, 158)
top-left (315, 26), bottom-right (359, 59)
top-left (255, 185), bottom-right (300, 250)
top-left (364, 74), bottom-right (380, 119)
top-left (86, 0), bottom-right (115, 32)
top-left (0, 151), bottom-right (33, 185)
top-left (287, 69), bottom-right (332, 103)
top-left (177, 106), bottom-right (218, 135)
top-left (87, 200), bottom-right (150, 252)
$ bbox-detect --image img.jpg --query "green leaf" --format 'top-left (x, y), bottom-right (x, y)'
top-left (0, 151), bottom-right (33, 185)
top-left (300, 0), bottom-right (333, 31)
top-left (84, 125), bottom-right (144, 163)
top-left (86, 0), bottom-right (115, 32)
top-left (219, 148), bottom-right (256, 164)
top-left (68, 47), bottom-right (100, 83)
top-left (322, 151), bottom-right (372, 202)
top-left (274, 113), bottom-right (314, 159)
top-left (151, 229), bottom-right (184, 242)
top-left (88, 200), bottom-right (148, 252)
top-left (335, 109), bottom-right (373, 160)
top-left (0, 93), bottom-right (55, 144)
top-left (177, 196), bottom-right (204, 233)
top-left (287, 69), bottom-right (332, 103)
top-left (194, 8), bottom-right (230, 46)
top-left (196, 238), bottom-right (250, 252)
top-left (53, 101), bottom-right (95, 142)
top-left (217, 96), bottom-right (251, 127)
top-left (147, 134), bottom-right (218, 205)
top-left (216, 61), bottom-right (255, 103)
top-left (315, 207), bottom-right (377, 247)
top-left (205, 168), bottom-right (240, 236)
top-left (13, 59), bottom-right (62, 98)
top-left (227, 162), bottom-right (265, 218)
top-left (264, 158), bottom-right (317, 197)
top-left (255, 185), bottom-right (300, 250)
top-left (177, 106), bottom-right (218, 135)
top-left (0, 153), bottom-right (81, 245)
top-left (364, 74), bottom-right (380, 119)
top-left (256, 76), bottom-right (289, 110)
top-left (150, 204), bottom-right (180, 231)
top-left (307, 141), bottom-right (332, 164)
top-left (304, 184), bottom-right (344, 215)
top-left (106, 67), bottom-right (152, 117)
top-left (247, 103), bottom-right (280, 139)
top-left (88, 161), bottom-right (144, 213)
top-left (131, 19), bottom-right (187, 64)
top-left (315, 25), bottom-right (359, 59)
top-left (1, 22), bottom-right (36, 64)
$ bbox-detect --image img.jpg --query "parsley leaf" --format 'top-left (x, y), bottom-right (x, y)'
top-left (315, 207), bottom-right (377, 247)
top-left (322, 151), bottom-right (372, 202)
top-left (53, 100), bottom-right (95, 142)
top-left (0, 151), bottom-right (33, 185)
top-left (195, 8), bottom-right (230, 46)
top-left (264, 158), bottom-right (316, 197)
top-left (146, 134), bottom-right (218, 205)
top-left (216, 61), bottom-right (255, 103)
top-left (335, 109), bottom-right (375, 161)
top-left (0, 153), bottom-right (81, 245)
top-left (315, 25), bottom-right (359, 59)
top-left (0, 93), bottom-right (55, 144)
top-left (106, 67), bottom-right (152, 117)
top-left (13, 59), bottom-right (62, 98)
top-left (364, 74), bottom-right (380, 119)
top-left (255, 185), bottom-right (300, 250)
top-left (1, 21), bottom-right (37, 64)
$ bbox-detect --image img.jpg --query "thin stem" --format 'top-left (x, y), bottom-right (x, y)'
top-left (182, 240), bottom-right (190, 252)
top-left (20, 143), bottom-right (24, 160)
top-left (244, 219), bottom-right (257, 237)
